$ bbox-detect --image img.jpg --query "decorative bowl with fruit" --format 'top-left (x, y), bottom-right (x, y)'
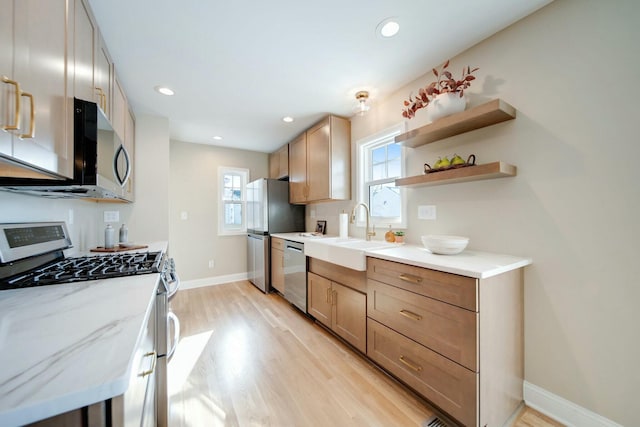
top-left (424, 154), bottom-right (475, 174)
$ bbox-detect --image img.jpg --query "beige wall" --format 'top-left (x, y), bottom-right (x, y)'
top-left (168, 140), bottom-right (269, 281)
top-left (312, 0), bottom-right (639, 424)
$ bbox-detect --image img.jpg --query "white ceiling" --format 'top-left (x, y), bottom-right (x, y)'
top-left (87, 0), bottom-right (552, 153)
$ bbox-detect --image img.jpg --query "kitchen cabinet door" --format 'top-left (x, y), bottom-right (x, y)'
top-left (73, 0), bottom-right (96, 103)
top-left (289, 133), bottom-right (307, 203)
top-left (112, 74), bottom-right (126, 141)
top-left (123, 107), bottom-right (135, 201)
top-left (278, 144), bottom-right (288, 178)
top-left (271, 242), bottom-right (284, 294)
top-left (306, 118), bottom-right (331, 201)
top-left (307, 272), bottom-right (332, 327)
top-left (269, 151), bottom-right (279, 179)
top-left (332, 281), bottom-right (366, 354)
top-left (0, 0), bottom-right (14, 158)
top-left (5, 0), bottom-right (73, 179)
top-left (95, 31), bottom-right (112, 119)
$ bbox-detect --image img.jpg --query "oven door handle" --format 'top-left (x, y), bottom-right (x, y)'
top-left (167, 311), bottom-right (180, 361)
top-left (167, 271), bottom-right (181, 299)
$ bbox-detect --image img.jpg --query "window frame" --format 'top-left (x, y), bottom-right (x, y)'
top-left (218, 166), bottom-right (250, 236)
top-left (356, 123), bottom-right (407, 229)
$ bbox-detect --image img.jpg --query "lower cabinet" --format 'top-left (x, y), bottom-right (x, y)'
top-left (27, 298), bottom-right (157, 427)
top-left (307, 259), bottom-right (367, 354)
top-left (366, 257), bottom-right (524, 427)
top-left (271, 238), bottom-right (285, 294)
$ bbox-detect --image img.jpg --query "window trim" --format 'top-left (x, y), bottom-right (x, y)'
top-left (356, 123), bottom-right (407, 229)
top-left (218, 166), bottom-right (250, 236)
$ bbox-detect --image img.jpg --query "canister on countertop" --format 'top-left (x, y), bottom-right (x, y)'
top-left (105, 224), bottom-right (115, 249)
top-left (119, 224), bottom-right (128, 243)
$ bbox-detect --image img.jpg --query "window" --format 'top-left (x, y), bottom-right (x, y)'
top-left (357, 123), bottom-right (407, 228)
top-left (218, 167), bottom-right (249, 235)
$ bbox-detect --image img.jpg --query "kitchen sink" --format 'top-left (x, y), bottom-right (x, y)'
top-left (304, 237), bottom-right (395, 271)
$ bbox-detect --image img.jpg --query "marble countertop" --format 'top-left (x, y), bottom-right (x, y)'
top-left (365, 244), bottom-right (531, 279)
top-left (0, 242), bottom-right (168, 427)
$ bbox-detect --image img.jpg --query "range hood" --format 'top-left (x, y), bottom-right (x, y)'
top-left (0, 99), bottom-right (132, 202)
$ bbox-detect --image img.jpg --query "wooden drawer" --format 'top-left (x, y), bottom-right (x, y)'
top-left (368, 279), bottom-right (477, 371)
top-left (368, 319), bottom-right (477, 427)
top-left (367, 257), bottom-right (478, 311)
top-left (271, 237), bottom-right (285, 251)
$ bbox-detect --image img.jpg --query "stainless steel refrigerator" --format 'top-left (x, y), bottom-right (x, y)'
top-left (246, 178), bottom-right (305, 292)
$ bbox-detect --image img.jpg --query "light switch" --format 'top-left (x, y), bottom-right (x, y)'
top-left (180, 211), bottom-right (188, 220)
top-left (418, 205), bottom-right (436, 220)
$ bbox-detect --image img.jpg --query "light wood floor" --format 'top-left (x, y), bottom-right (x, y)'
top-left (168, 280), bottom-right (563, 427)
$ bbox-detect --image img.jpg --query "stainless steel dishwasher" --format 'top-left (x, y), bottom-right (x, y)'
top-left (283, 240), bottom-right (306, 312)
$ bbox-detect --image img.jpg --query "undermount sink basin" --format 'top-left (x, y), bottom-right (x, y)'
top-left (304, 237), bottom-right (394, 271)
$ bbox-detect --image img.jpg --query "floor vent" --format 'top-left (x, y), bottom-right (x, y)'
top-left (423, 414), bottom-right (450, 427)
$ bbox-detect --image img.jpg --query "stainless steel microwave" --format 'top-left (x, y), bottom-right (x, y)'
top-left (0, 98), bottom-right (132, 201)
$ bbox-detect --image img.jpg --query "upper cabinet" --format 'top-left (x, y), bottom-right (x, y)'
top-left (289, 115), bottom-right (351, 204)
top-left (0, 0), bottom-right (74, 179)
top-left (269, 144), bottom-right (288, 180)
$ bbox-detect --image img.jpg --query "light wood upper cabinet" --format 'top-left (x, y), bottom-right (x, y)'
top-left (269, 144), bottom-right (289, 180)
top-left (112, 75), bottom-right (126, 141)
top-left (289, 115), bottom-right (351, 204)
top-left (123, 107), bottom-right (135, 202)
top-left (0, 0), bottom-right (73, 179)
top-left (73, 0), bottom-right (96, 104)
top-left (289, 133), bottom-right (307, 203)
top-left (94, 31), bottom-right (113, 119)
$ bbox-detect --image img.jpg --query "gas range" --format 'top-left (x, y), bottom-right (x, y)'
top-left (0, 222), bottom-right (163, 291)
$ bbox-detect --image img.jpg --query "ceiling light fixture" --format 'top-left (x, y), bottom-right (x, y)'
top-left (213, 136), bottom-right (223, 140)
top-left (154, 86), bottom-right (174, 96)
top-left (376, 18), bottom-right (400, 38)
top-left (282, 116), bottom-right (294, 123)
top-left (355, 91), bottom-right (370, 116)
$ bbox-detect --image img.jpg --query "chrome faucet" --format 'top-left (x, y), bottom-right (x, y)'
top-left (350, 203), bottom-right (376, 241)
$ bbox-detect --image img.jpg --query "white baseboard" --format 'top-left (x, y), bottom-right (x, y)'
top-left (523, 381), bottom-right (622, 427)
top-left (180, 272), bottom-right (249, 290)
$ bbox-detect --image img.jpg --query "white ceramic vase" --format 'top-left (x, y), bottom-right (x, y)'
top-left (427, 92), bottom-right (467, 122)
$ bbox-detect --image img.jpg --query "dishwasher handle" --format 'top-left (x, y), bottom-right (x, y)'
top-left (285, 245), bottom-right (304, 253)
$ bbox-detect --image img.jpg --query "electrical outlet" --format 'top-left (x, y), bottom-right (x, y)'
top-left (208, 260), bottom-right (215, 269)
top-left (68, 209), bottom-right (74, 225)
top-left (180, 211), bottom-right (188, 220)
top-left (104, 211), bottom-right (120, 223)
top-left (418, 205), bottom-right (436, 220)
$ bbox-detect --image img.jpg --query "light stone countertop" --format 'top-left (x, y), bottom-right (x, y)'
top-left (0, 242), bottom-right (168, 427)
top-left (364, 244), bottom-right (532, 279)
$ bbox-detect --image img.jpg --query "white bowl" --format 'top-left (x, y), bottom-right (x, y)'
top-left (421, 235), bottom-right (469, 255)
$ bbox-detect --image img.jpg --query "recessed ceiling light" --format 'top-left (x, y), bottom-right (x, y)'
top-left (154, 86), bottom-right (174, 96)
top-left (376, 18), bottom-right (400, 38)
top-left (213, 136), bottom-right (223, 140)
top-left (282, 116), bottom-right (294, 123)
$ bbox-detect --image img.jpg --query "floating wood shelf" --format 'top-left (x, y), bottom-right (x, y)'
top-left (395, 99), bottom-right (516, 148)
top-left (395, 161), bottom-right (516, 188)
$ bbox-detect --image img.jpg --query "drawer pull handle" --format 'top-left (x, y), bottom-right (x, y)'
top-left (18, 92), bottom-right (35, 139)
top-left (399, 274), bottom-right (422, 284)
top-left (139, 351), bottom-right (157, 377)
top-left (332, 290), bottom-right (337, 306)
top-left (326, 287), bottom-right (331, 304)
top-left (1, 76), bottom-right (21, 131)
top-left (399, 309), bottom-right (422, 321)
top-left (399, 355), bottom-right (423, 372)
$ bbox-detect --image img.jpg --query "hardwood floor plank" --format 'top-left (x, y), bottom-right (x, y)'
top-left (168, 280), bottom-right (563, 427)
